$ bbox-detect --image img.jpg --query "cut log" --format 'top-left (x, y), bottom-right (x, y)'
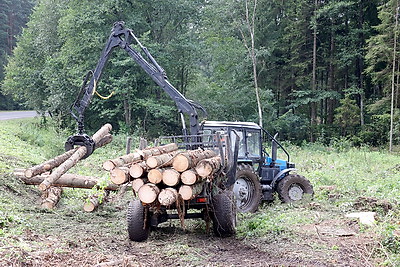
top-left (158, 188), bottom-right (178, 206)
top-left (180, 169), bottom-right (202, 185)
top-left (140, 143), bottom-right (178, 160)
top-left (172, 149), bottom-right (217, 172)
top-left (103, 152), bottom-right (141, 171)
top-left (25, 148), bottom-right (78, 178)
top-left (16, 173), bottom-right (119, 191)
top-left (129, 161), bottom-right (148, 178)
top-left (83, 196), bottom-right (100, 212)
top-left (178, 183), bottom-right (205, 200)
top-left (131, 178), bottom-right (148, 193)
top-left (92, 123), bottom-right (113, 143)
top-left (110, 167), bottom-right (130, 185)
top-left (38, 124), bottom-right (112, 191)
top-left (162, 168), bottom-right (180, 186)
top-left (147, 168), bottom-right (164, 184)
top-left (94, 134), bottom-right (113, 149)
top-left (195, 156), bottom-right (222, 178)
top-left (138, 183), bottom-right (160, 204)
top-left (146, 151), bottom-right (179, 169)
top-left (41, 186), bottom-right (63, 209)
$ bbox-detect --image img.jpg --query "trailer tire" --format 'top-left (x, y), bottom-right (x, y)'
top-left (277, 174), bottom-right (314, 203)
top-left (212, 190), bottom-right (236, 237)
top-left (233, 165), bottom-right (262, 213)
top-left (127, 200), bottom-right (150, 242)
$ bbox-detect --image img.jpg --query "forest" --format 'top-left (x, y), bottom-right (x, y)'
top-left (1, 0), bottom-right (400, 148)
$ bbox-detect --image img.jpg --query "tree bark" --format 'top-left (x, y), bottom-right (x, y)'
top-left (25, 148), bottom-right (78, 178)
top-left (95, 134), bottom-right (113, 149)
top-left (195, 156), bottom-right (222, 178)
top-left (41, 186), bottom-right (63, 209)
top-left (103, 152), bottom-right (141, 171)
top-left (146, 151), bottom-right (179, 169)
top-left (16, 172), bottom-right (119, 191)
top-left (172, 149), bottom-right (217, 172)
top-left (162, 168), bottom-right (180, 186)
top-left (180, 169), bottom-right (201, 185)
top-left (129, 161), bottom-right (148, 178)
top-left (110, 167), bottom-right (131, 185)
top-left (148, 168), bottom-right (164, 184)
top-left (158, 188), bottom-right (178, 206)
top-left (178, 183), bottom-right (204, 201)
top-left (138, 183), bottom-right (160, 204)
top-left (139, 143), bottom-right (178, 160)
top-left (38, 124), bottom-right (112, 191)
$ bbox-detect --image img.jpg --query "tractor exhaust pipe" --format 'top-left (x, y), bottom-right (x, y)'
top-left (271, 133), bottom-right (278, 166)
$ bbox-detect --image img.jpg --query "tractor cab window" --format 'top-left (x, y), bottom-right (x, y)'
top-left (246, 131), bottom-right (260, 157)
top-left (230, 130), bottom-right (246, 158)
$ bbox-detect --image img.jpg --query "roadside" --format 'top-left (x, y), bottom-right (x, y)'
top-left (0, 111), bottom-right (39, 121)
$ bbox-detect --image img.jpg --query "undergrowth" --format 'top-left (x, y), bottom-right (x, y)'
top-left (0, 118), bottom-right (399, 265)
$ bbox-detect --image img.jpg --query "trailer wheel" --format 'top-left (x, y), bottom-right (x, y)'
top-left (233, 165), bottom-right (262, 213)
top-left (277, 174), bottom-right (314, 203)
top-left (212, 190), bottom-right (236, 237)
top-left (127, 200), bottom-right (150, 242)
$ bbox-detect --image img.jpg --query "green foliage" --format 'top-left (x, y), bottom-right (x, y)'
top-left (334, 96), bottom-right (361, 135)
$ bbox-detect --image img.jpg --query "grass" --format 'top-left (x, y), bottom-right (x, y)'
top-left (0, 118), bottom-right (399, 265)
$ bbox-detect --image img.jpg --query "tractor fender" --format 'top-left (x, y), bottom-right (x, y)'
top-left (271, 168), bottom-right (297, 188)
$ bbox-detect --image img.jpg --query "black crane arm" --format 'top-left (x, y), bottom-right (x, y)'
top-left (67, 21), bottom-right (206, 156)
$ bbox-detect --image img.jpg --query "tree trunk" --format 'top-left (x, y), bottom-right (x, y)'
top-left (25, 148), bottom-right (78, 178)
top-left (390, 1), bottom-right (399, 152)
top-left (311, 0), bottom-right (318, 141)
top-left (95, 134), bottom-right (113, 149)
top-left (103, 152), bottom-right (141, 171)
top-left (16, 172), bottom-right (119, 191)
top-left (148, 168), bottom-right (164, 184)
top-left (39, 124), bottom-right (112, 191)
top-left (162, 168), bottom-right (181, 186)
top-left (110, 167), bottom-right (131, 185)
top-left (138, 183), bottom-right (160, 204)
top-left (180, 169), bottom-right (201, 185)
top-left (140, 143), bottom-right (179, 160)
top-left (41, 186), bottom-right (63, 209)
top-left (195, 156), bottom-right (222, 178)
top-left (178, 183), bottom-right (204, 201)
top-left (131, 178), bottom-right (147, 193)
top-left (103, 143), bottom-right (178, 171)
top-left (129, 161), bottom-right (148, 178)
top-left (172, 149), bottom-right (217, 172)
top-left (158, 188), bottom-right (178, 206)
top-left (146, 151), bottom-right (179, 169)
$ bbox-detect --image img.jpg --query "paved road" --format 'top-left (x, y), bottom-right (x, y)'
top-left (0, 111), bottom-right (39, 120)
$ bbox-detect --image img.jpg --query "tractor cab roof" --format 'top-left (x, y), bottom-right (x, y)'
top-left (202, 121), bottom-right (261, 130)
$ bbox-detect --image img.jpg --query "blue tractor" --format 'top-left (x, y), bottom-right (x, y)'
top-left (201, 121), bottom-right (314, 212)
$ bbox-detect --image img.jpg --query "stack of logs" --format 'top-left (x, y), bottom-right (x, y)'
top-left (14, 124), bottom-right (115, 211)
top-left (103, 143), bottom-right (222, 207)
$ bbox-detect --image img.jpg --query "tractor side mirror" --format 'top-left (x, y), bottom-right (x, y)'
top-left (271, 133), bottom-right (278, 165)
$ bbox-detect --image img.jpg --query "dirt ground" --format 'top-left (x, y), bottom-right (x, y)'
top-left (0, 196), bottom-right (381, 267)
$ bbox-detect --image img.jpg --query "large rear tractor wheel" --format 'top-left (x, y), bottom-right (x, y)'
top-left (277, 174), bottom-right (314, 203)
top-left (233, 165), bottom-right (262, 213)
top-left (212, 190), bottom-right (236, 237)
top-left (127, 200), bottom-right (150, 242)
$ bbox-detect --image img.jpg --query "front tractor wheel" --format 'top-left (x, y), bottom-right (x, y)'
top-left (277, 174), bottom-right (314, 203)
top-left (233, 165), bottom-right (262, 213)
top-left (127, 200), bottom-right (150, 242)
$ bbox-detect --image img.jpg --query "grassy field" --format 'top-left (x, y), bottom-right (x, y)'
top-left (0, 118), bottom-right (399, 266)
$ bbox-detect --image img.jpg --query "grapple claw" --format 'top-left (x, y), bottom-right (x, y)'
top-left (65, 134), bottom-right (95, 159)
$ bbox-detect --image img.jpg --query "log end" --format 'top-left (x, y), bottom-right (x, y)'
top-left (102, 160), bottom-right (115, 171)
top-left (172, 154), bottom-right (189, 172)
top-left (83, 202), bottom-right (96, 212)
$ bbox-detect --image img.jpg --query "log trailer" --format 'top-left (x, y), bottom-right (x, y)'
top-left (66, 21), bottom-right (314, 241)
